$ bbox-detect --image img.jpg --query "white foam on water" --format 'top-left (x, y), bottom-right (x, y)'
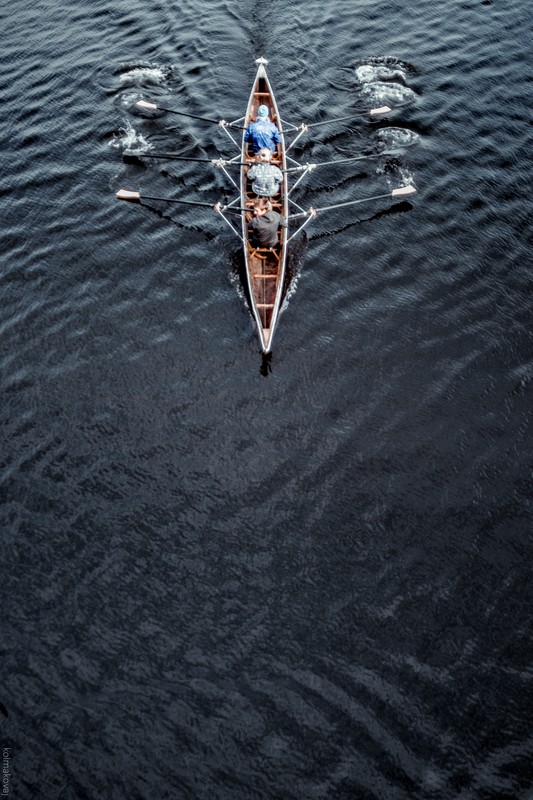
top-left (376, 162), bottom-right (416, 190)
top-left (360, 81), bottom-right (417, 107)
top-left (119, 66), bottom-right (168, 85)
top-left (108, 120), bottom-right (151, 152)
top-left (355, 64), bottom-right (408, 84)
top-left (118, 92), bottom-right (141, 110)
top-left (376, 127), bottom-right (420, 148)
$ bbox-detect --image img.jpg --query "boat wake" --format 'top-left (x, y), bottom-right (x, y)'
top-left (283, 238), bottom-right (309, 305)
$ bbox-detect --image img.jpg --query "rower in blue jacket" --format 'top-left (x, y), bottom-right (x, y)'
top-left (244, 105), bottom-right (281, 154)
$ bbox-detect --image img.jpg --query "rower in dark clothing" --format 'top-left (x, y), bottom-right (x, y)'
top-left (247, 198), bottom-right (287, 248)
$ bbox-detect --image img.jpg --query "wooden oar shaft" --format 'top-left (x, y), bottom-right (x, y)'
top-left (314, 185), bottom-right (416, 213)
top-left (306, 114), bottom-right (362, 129)
top-left (116, 190), bottom-right (249, 213)
top-left (288, 186), bottom-right (416, 218)
top-left (303, 106), bottom-right (392, 129)
top-left (123, 151), bottom-right (249, 166)
top-left (136, 100), bottom-right (244, 128)
top-left (136, 100), bottom-right (220, 125)
top-left (124, 151), bottom-right (216, 164)
top-left (283, 151), bottom-right (396, 173)
top-left (116, 189), bottom-right (215, 208)
top-left (311, 152), bottom-right (390, 169)
top-left (144, 196), bottom-right (216, 208)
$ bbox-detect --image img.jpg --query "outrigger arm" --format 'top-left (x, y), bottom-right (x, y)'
top-left (284, 123), bottom-right (309, 154)
top-left (213, 201), bottom-right (245, 241)
top-left (286, 207), bottom-right (317, 243)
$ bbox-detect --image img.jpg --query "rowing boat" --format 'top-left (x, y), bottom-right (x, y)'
top-left (241, 59), bottom-right (288, 353)
top-left (116, 58), bottom-right (417, 355)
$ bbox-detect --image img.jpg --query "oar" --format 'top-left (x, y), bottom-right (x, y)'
top-left (288, 185), bottom-right (417, 218)
top-left (136, 100), bottom-right (222, 125)
top-left (304, 106), bottom-right (392, 129)
top-left (124, 151), bottom-right (218, 165)
top-left (284, 150), bottom-right (400, 173)
top-left (116, 189), bottom-right (248, 212)
top-left (136, 100), bottom-right (245, 129)
top-left (369, 106), bottom-right (393, 116)
top-left (116, 189), bottom-right (217, 208)
top-left (285, 105), bottom-right (393, 152)
top-left (123, 150), bottom-right (249, 166)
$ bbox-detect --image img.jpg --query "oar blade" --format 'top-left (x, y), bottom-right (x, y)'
top-left (369, 105), bottom-right (392, 116)
top-left (116, 189), bottom-right (141, 202)
top-left (391, 185), bottom-right (417, 198)
top-left (136, 100), bottom-right (158, 111)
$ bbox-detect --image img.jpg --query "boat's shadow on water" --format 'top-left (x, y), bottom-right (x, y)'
top-left (260, 352), bottom-right (273, 376)
top-left (140, 203), bottom-right (216, 239)
top-left (309, 200), bottom-right (414, 241)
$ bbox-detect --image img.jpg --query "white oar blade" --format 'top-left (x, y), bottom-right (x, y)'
top-left (369, 105), bottom-right (392, 116)
top-left (136, 100), bottom-right (158, 111)
top-left (392, 185), bottom-right (417, 198)
top-left (116, 189), bottom-right (141, 202)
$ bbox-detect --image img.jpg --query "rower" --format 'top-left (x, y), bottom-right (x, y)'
top-left (244, 104), bottom-right (281, 155)
top-left (247, 148), bottom-right (283, 198)
top-left (247, 198), bottom-right (287, 249)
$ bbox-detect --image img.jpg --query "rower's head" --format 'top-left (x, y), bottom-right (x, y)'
top-left (253, 198), bottom-right (272, 216)
top-left (257, 105), bottom-right (269, 119)
top-left (257, 148), bottom-right (273, 162)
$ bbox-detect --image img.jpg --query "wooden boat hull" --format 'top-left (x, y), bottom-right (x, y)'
top-left (241, 61), bottom-right (288, 353)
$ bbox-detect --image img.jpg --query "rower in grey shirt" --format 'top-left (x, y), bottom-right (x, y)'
top-left (247, 148), bottom-right (283, 197)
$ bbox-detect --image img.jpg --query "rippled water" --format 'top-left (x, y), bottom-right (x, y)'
top-left (1, 0), bottom-right (532, 798)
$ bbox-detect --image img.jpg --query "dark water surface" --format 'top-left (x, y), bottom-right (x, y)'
top-left (1, 0), bottom-right (532, 797)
